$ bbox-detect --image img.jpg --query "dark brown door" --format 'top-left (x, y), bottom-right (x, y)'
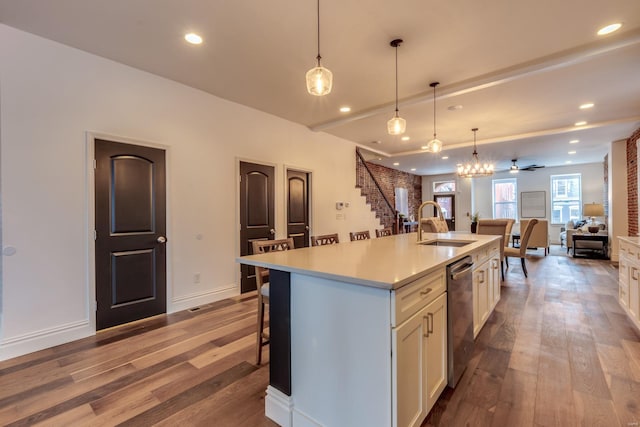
top-left (434, 194), bottom-right (456, 231)
top-left (95, 139), bottom-right (167, 330)
top-left (240, 161), bottom-right (275, 293)
top-left (286, 170), bottom-right (310, 248)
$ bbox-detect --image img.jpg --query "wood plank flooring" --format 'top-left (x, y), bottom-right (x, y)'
top-left (0, 246), bottom-right (639, 426)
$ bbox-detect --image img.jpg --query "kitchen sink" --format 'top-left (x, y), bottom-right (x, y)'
top-left (420, 239), bottom-right (475, 247)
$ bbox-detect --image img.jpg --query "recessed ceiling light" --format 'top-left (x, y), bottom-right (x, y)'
top-left (568, 150), bottom-right (576, 154)
top-left (421, 145), bottom-right (429, 150)
top-left (339, 106), bottom-right (351, 113)
top-left (566, 160), bottom-right (572, 164)
top-left (393, 162), bottom-right (400, 166)
top-left (441, 156), bottom-right (449, 160)
top-left (570, 139), bottom-right (579, 144)
top-left (372, 140), bottom-right (382, 144)
top-left (410, 168), bottom-right (416, 171)
top-left (574, 121), bottom-right (587, 126)
top-left (579, 103), bottom-right (594, 109)
top-left (184, 33), bottom-right (203, 45)
top-left (447, 105), bottom-right (463, 111)
top-left (597, 23), bottom-right (622, 36)
top-left (401, 136), bottom-right (410, 141)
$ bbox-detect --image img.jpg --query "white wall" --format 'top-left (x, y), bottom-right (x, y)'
top-left (0, 25), bottom-right (381, 360)
top-left (472, 162), bottom-right (605, 243)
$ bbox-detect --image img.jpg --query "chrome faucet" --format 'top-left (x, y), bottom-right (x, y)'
top-left (417, 200), bottom-right (445, 242)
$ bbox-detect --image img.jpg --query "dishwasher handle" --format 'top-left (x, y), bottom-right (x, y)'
top-left (450, 262), bottom-right (474, 281)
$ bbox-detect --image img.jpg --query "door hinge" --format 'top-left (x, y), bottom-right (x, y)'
top-left (94, 230), bottom-right (97, 240)
top-left (93, 159), bottom-right (97, 169)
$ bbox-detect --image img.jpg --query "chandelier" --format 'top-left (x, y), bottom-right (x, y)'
top-left (457, 128), bottom-right (494, 178)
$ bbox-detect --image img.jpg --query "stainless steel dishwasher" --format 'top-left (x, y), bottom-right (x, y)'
top-left (446, 256), bottom-right (474, 388)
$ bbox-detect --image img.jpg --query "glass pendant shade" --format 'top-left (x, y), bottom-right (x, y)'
top-left (387, 112), bottom-right (406, 135)
top-left (306, 0), bottom-right (332, 96)
top-left (306, 65), bottom-right (333, 96)
top-left (428, 138), bottom-right (442, 153)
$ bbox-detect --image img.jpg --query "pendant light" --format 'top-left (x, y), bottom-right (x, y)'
top-left (427, 82), bottom-right (442, 153)
top-left (306, 0), bottom-right (332, 96)
top-left (457, 128), bottom-right (494, 178)
top-left (387, 39), bottom-right (406, 135)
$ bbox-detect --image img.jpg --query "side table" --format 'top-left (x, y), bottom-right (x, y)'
top-left (572, 234), bottom-right (608, 259)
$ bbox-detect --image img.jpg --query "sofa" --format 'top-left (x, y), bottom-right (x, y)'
top-left (560, 220), bottom-right (607, 253)
top-left (520, 219), bottom-right (550, 255)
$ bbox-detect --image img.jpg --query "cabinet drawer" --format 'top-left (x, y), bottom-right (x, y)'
top-left (393, 269), bottom-right (446, 327)
top-left (620, 240), bottom-right (640, 263)
top-left (472, 242), bottom-right (500, 267)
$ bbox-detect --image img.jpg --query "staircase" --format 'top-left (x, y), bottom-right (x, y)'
top-left (355, 149), bottom-right (399, 232)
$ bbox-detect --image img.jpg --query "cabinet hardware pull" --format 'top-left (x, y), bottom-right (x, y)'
top-left (428, 313), bottom-right (434, 334)
top-left (420, 288), bottom-right (433, 296)
top-left (423, 316), bottom-right (430, 337)
top-left (632, 268), bottom-right (639, 281)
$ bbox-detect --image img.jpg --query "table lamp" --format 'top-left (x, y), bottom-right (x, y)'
top-left (583, 202), bottom-right (604, 233)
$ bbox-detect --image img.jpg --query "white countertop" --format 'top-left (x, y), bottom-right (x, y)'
top-left (619, 236), bottom-right (640, 245)
top-left (237, 232), bottom-right (500, 290)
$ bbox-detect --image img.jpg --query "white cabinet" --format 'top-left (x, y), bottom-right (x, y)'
top-left (473, 243), bottom-right (500, 338)
top-left (618, 238), bottom-right (640, 332)
top-left (393, 292), bottom-right (447, 427)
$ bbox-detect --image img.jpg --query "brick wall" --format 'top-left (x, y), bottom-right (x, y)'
top-left (628, 128), bottom-right (640, 236)
top-left (355, 152), bottom-right (422, 230)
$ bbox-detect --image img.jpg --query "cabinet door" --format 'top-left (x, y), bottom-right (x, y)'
top-left (490, 257), bottom-right (501, 309)
top-left (393, 306), bottom-right (428, 427)
top-left (425, 293), bottom-right (448, 412)
top-left (619, 257), bottom-right (630, 310)
top-left (630, 264), bottom-right (640, 322)
top-left (473, 261), bottom-right (490, 337)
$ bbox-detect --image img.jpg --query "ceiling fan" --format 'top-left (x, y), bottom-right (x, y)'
top-left (510, 159), bottom-right (545, 173)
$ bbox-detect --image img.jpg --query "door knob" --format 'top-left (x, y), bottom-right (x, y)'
top-left (269, 229), bottom-right (276, 235)
top-left (305, 225), bottom-right (310, 230)
top-left (157, 236), bottom-right (167, 243)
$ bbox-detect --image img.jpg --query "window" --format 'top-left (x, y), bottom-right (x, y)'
top-left (433, 180), bottom-right (455, 193)
top-left (550, 174), bottom-right (581, 225)
top-left (492, 178), bottom-right (517, 219)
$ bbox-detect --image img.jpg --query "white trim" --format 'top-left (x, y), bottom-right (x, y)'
top-left (85, 132), bottom-right (172, 331)
top-left (265, 385), bottom-right (294, 427)
top-left (170, 285), bottom-right (237, 313)
top-left (0, 319), bottom-right (92, 361)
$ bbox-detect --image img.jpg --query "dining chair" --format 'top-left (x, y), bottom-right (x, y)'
top-left (251, 237), bottom-right (295, 365)
top-left (349, 230), bottom-right (371, 241)
top-left (375, 228), bottom-right (393, 238)
top-left (476, 219), bottom-right (509, 281)
top-left (504, 218), bottom-right (538, 278)
top-left (311, 233), bottom-right (340, 246)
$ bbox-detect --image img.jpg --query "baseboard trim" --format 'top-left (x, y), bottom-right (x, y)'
top-left (170, 285), bottom-right (238, 313)
top-left (0, 319), bottom-right (92, 361)
top-left (266, 385), bottom-right (293, 427)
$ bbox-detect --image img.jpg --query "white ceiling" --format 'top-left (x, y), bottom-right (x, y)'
top-left (1, 0), bottom-right (639, 175)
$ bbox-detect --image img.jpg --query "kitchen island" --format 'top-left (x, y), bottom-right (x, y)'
top-left (238, 232), bottom-right (501, 427)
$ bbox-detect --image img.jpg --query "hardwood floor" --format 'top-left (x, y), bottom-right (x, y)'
top-left (0, 246), bottom-right (638, 426)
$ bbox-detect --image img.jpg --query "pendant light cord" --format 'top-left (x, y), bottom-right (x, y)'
top-left (394, 44), bottom-right (399, 113)
top-left (433, 84), bottom-right (437, 138)
top-left (316, 0), bottom-right (321, 65)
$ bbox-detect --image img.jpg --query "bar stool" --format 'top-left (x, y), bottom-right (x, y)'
top-left (251, 238), bottom-right (295, 365)
top-left (311, 233), bottom-right (339, 246)
top-left (349, 230), bottom-right (371, 241)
